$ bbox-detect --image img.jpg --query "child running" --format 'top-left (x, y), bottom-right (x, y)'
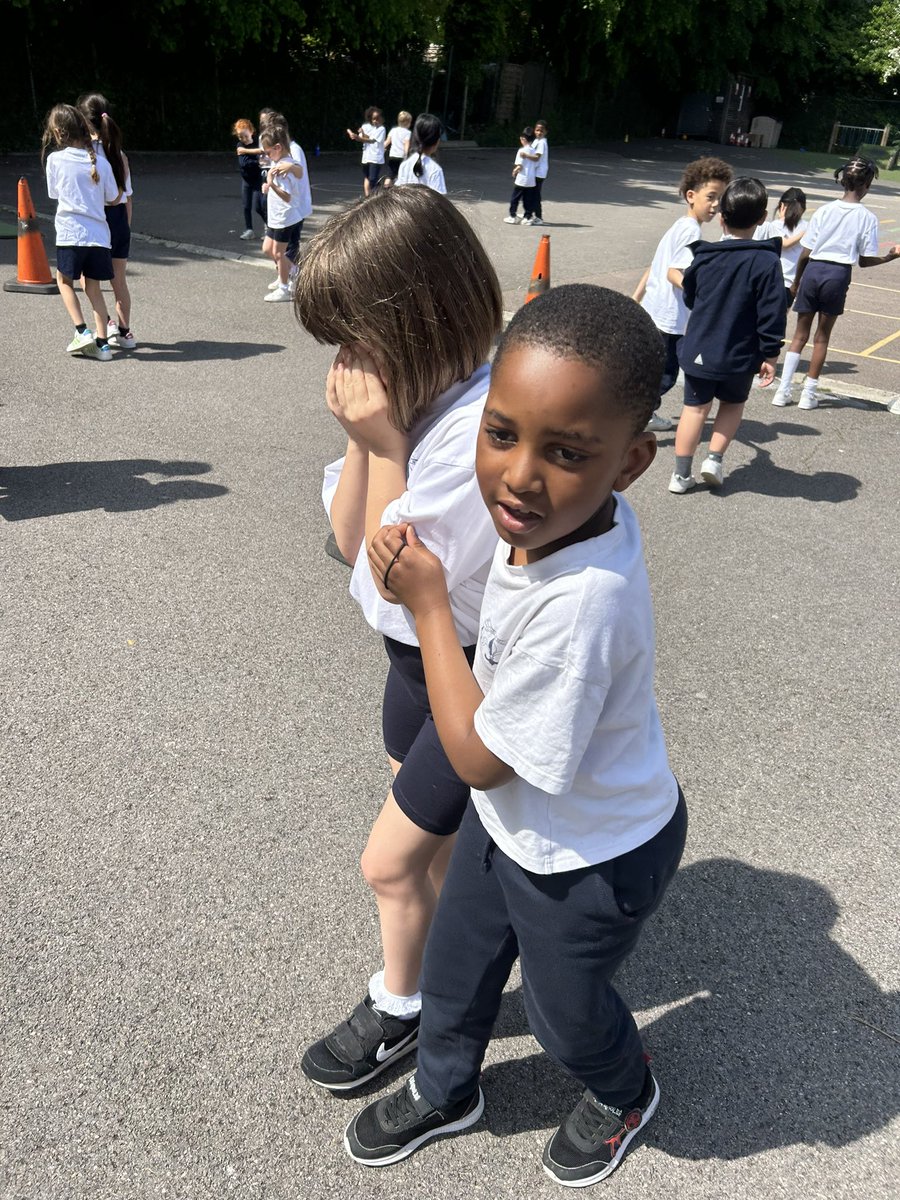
top-left (633, 156), bottom-right (733, 431)
top-left (755, 186), bottom-right (808, 313)
top-left (504, 127), bottom-right (540, 224)
top-left (77, 93), bottom-right (137, 349)
top-left (384, 112), bottom-right (412, 186)
top-left (294, 187), bottom-right (503, 1092)
top-left (42, 103), bottom-right (121, 360)
top-left (260, 125), bottom-right (304, 303)
top-left (233, 118), bottom-right (266, 240)
top-left (668, 178), bottom-right (785, 493)
top-left (346, 107), bottom-right (386, 197)
top-left (396, 114), bottom-right (446, 193)
top-left (773, 157), bottom-right (900, 409)
top-left (347, 284), bottom-right (687, 1187)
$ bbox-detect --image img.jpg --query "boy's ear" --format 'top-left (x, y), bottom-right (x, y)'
top-left (615, 433), bottom-right (657, 493)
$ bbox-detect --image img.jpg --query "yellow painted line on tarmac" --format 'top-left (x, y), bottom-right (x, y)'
top-left (844, 307), bottom-right (900, 319)
top-left (831, 345), bottom-right (900, 365)
top-left (859, 328), bottom-right (900, 356)
top-left (849, 281), bottom-right (900, 294)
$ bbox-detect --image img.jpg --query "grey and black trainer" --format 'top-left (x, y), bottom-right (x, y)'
top-left (344, 1073), bottom-right (484, 1165)
top-left (542, 1068), bottom-right (659, 1187)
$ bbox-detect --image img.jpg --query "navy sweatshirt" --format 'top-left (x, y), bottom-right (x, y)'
top-left (678, 238), bottom-right (786, 378)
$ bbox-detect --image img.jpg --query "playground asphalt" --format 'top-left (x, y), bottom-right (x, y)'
top-left (1, 141), bottom-right (898, 1200)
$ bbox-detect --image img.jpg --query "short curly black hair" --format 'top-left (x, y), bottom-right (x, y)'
top-left (494, 284), bottom-right (664, 433)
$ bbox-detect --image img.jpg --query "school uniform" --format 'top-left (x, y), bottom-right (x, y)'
top-left (265, 159), bottom-right (305, 243)
top-left (531, 135), bottom-right (549, 218)
top-left (509, 150), bottom-right (537, 219)
top-left (386, 126), bottom-right (411, 179)
top-left (237, 135), bottom-right (265, 230)
top-left (677, 237), bottom-right (785, 405)
top-left (756, 217), bottom-right (808, 310)
top-left (794, 201), bottom-right (880, 315)
top-left (45, 147), bottom-right (119, 281)
top-left (414, 499), bottom-right (687, 1111)
top-left (640, 215), bottom-right (702, 394)
top-left (396, 154), bottom-right (446, 194)
top-left (360, 123), bottom-right (386, 186)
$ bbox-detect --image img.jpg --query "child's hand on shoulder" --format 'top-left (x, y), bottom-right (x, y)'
top-left (326, 346), bottom-right (408, 458)
top-left (370, 524), bottom-right (449, 614)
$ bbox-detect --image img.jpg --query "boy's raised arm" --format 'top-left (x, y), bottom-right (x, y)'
top-left (369, 524), bottom-right (515, 791)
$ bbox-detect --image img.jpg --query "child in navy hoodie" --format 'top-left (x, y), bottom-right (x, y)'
top-left (668, 178), bottom-right (785, 493)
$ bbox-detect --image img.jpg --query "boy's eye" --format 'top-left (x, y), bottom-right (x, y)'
top-left (485, 426), bottom-right (515, 446)
top-left (553, 446), bottom-right (588, 465)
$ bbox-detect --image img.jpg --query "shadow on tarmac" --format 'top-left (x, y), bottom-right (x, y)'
top-left (133, 340), bottom-right (286, 362)
top-left (0, 459), bottom-right (228, 521)
top-left (481, 858), bottom-right (898, 1159)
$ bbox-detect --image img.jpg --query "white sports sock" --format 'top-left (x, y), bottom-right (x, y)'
top-left (780, 350), bottom-right (802, 390)
top-left (801, 377), bottom-right (819, 398)
top-left (369, 969), bottom-right (422, 1019)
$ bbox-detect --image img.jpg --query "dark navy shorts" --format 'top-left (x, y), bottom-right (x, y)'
top-left (105, 203), bottom-right (131, 259)
top-left (56, 244), bottom-right (114, 281)
top-left (382, 636), bottom-right (476, 837)
top-left (265, 220), bottom-right (302, 244)
top-left (387, 157), bottom-right (403, 179)
top-left (794, 260), bottom-right (852, 316)
top-left (362, 162), bottom-right (382, 184)
top-left (683, 371), bottom-right (755, 406)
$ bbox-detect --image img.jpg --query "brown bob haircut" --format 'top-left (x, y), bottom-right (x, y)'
top-left (294, 188), bottom-right (502, 432)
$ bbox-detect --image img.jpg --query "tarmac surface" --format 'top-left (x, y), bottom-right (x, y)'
top-left (1, 141), bottom-right (899, 1199)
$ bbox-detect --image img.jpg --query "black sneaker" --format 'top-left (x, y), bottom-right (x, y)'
top-left (344, 1074), bottom-right (484, 1165)
top-left (542, 1068), bottom-right (659, 1186)
top-left (301, 995), bottom-right (420, 1091)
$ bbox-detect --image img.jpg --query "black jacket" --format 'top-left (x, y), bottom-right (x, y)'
top-left (678, 238), bottom-right (786, 378)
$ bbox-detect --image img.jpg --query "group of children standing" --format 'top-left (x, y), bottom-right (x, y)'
top-left (346, 108), bottom-right (448, 195)
top-left (505, 121), bottom-right (550, 225)
top-left (42, 93), bottom-right (136, 360)
top-left (231, 110), bottom-right (313, 302)
top-left (635, 154), bottom-right (899, 493)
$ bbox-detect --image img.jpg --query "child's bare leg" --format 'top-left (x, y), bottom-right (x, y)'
top-left (674, 402), bottom-right (712, 458)
top-left (806, 313), bottom-right (838, 380)
top-left (788, 311), bottom-right (814, 355)
top-left (57, 273), bottom-right (84, 326)
top-left (111, 258), bottom-right (131, 330)
top-left (708, 401), bottom-right (746, 455)
top-left (361, 792), bottom-right (449, 998)
top-left (82, 277), bottom-right (110, 334)
top-left (274, 243), bottom-right (289, 284)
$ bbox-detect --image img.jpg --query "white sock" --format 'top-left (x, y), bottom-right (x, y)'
top-left (779, 350), bottom-right (802, 391)
top-left (369, 969), bottom-right (421, 1019)
top-left (801, 377), bottom-right (819, 398)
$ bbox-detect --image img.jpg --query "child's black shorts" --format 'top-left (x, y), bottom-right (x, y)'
top-left (794, 260), bottom-right (852, 316)
top-left (105, 203), bottom-right (131, 259)
top-left (387, 157), bottom-right (403, 179)
top-left (265, 221), bottom-right (301, 243)
top-left (683, 371), bottom-right (755, 406)
top-left (55, 244), bottom-right (114, 281)
top-left (382, 636), bottom-right (476, 837)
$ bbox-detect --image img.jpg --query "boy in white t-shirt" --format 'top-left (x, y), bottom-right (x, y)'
top-left (633, 156), bottom-right (732, 430)
top-left (351, 285), bottom-right (688, 1187)
top-left (530, 119), bottom-right (549, 224)
top-left (504, 126), bottom-right (541, 225)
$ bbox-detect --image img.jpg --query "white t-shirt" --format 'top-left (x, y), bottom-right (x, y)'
top-left (361, 124), bottom-right (386, 165)
top-left (265, 158), bottom-right (305, 227)
top-left (470, 497), bottom-right (678, 874)
top-left (640, 215), bottom-right (702, 335)
top-left (800, 200), bottom-right (879, 264)
top-left (93, 140), bottom-right (132, 204)
top-left (514, 148), bottom-right (537, 189)
top-left (755, 217), bottom-right (809, 284)
top-left (288, 141), bottom-right (313, 220)
top-left (387, 127), bottom-right (411, 160)
top-left (322, 363), bottom-right (498, 646)
top-left (46, 147), bottom-right (119, 247)
top-left (397, 154), bottom-right (446, 194)
top-left (532, 136), bottom-right (549, 179)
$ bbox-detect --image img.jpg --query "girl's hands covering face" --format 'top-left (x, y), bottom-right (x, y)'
top-left (325, 346), bottom-right (408, 457)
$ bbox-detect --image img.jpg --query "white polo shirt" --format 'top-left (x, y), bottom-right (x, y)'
top-left (640, 215), bottom-right (702, 335)
top-left (800, 200), bottom-right (879, 264)
top-left (361, 124), bottom-right (386, 165)
top-left (46, 147), bottom-right (119, 246)
top-left (397, 154), bottom-right (446, 194)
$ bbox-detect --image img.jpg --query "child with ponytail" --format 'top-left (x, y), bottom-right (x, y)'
top-left (42, 104), bottom-right (120, 360)
top-left (78, 93), bottom-right (136, 349)
top-left (396, 113), bottom-right (446, 194)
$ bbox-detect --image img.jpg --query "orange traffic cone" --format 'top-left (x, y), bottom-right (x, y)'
top-left (524, 234), bottom-right (550, 304)
top-left (3, 177), bottom-right (59, 294)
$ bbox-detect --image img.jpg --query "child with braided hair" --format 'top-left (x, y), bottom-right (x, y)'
top-left (42, 104), bottom-right (121, 360)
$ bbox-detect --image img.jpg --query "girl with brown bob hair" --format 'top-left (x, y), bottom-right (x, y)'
top-left (295, 186), bottom-right (503, 1092)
